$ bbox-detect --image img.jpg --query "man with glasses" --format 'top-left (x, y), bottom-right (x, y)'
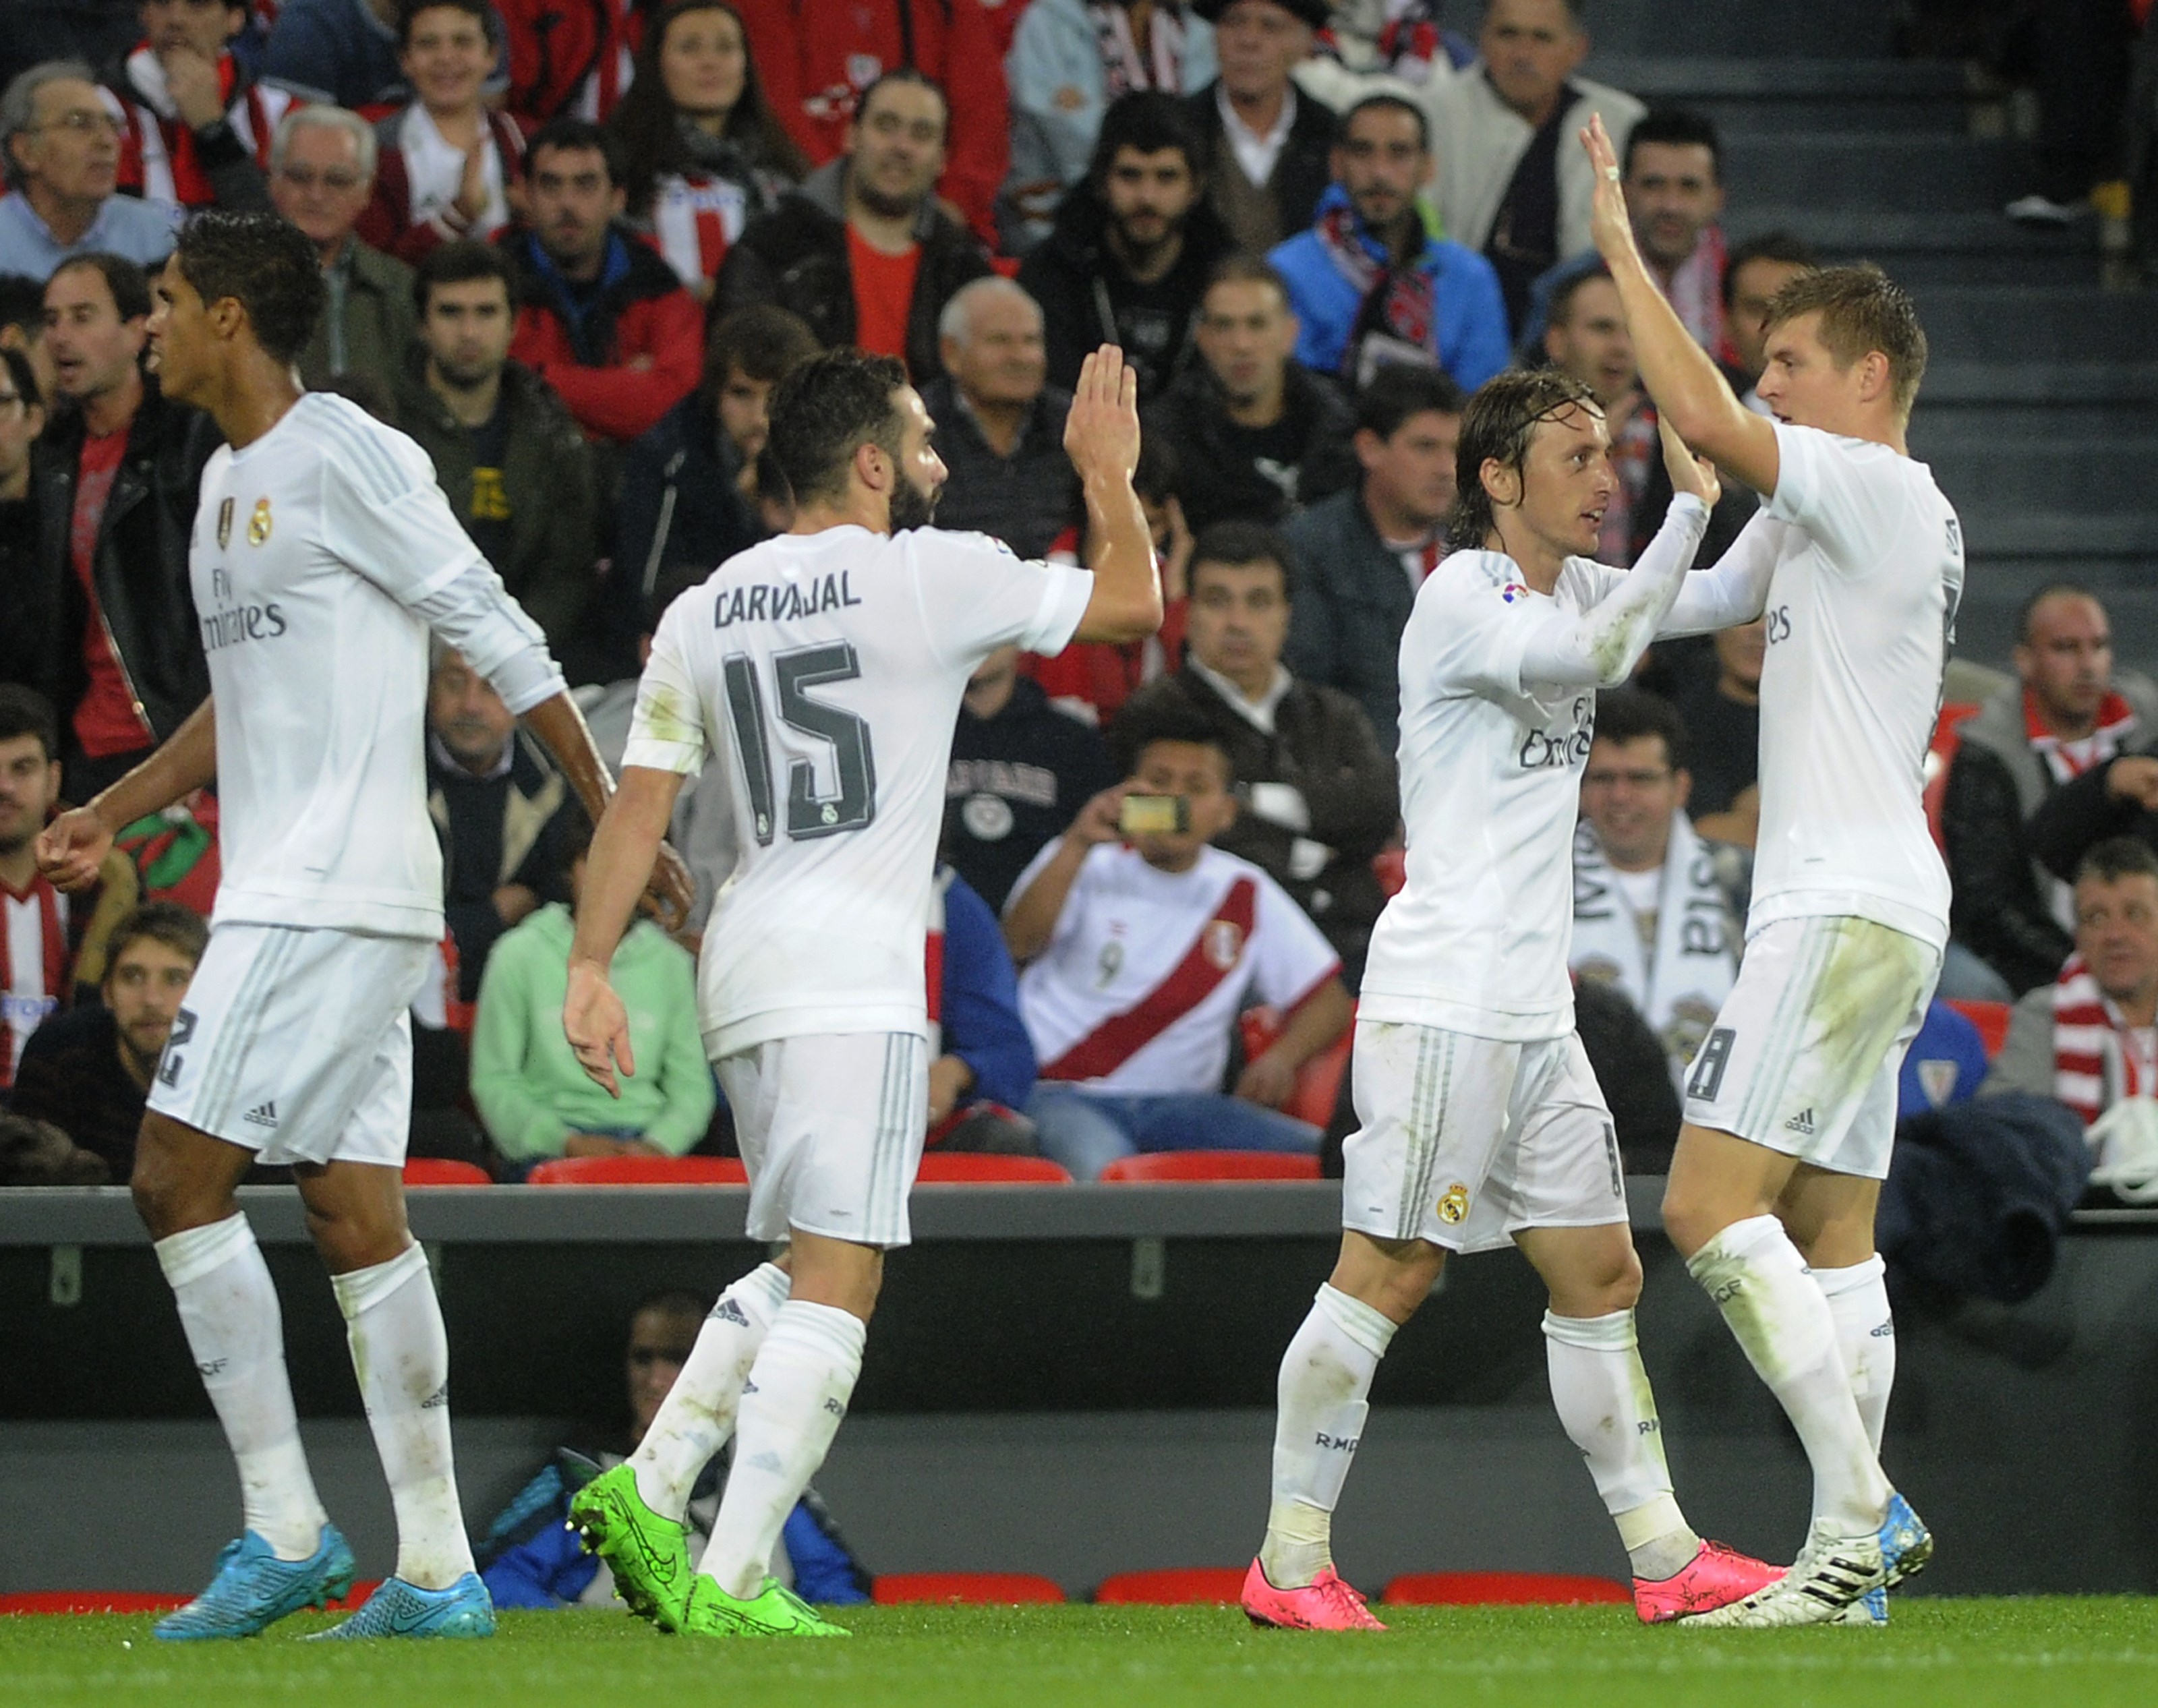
top-left (1570, 686), bottom-right (1743, 1093)
top-left (0, 62), bottom-right (179, 278)
top-left (268, 104), bottom-right (418, 388)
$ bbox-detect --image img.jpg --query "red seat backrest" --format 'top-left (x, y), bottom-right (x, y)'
top-left (525, 1156), bottom-right (749, 1185)
top-left (1382, 1570), bottom-right (1630, 1606)
top-left (873, 1572), bottom-right (1066, 1604)
top-left (402, 1159), bottom-right (492, 1186)
top-left (1238, 1007), bottom-right (1353, 1128)
top-left (1098, 1152), bottom-right (1322, 1183)
top-left (1946, 997), bottom-right (2013, 1059)
top-left (913, 1154), bottom-right (1072, 1184)
top-left (1092, 1567), bottom-right (1247, 1604)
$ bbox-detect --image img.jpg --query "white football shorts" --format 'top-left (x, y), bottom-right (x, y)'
top-left (1341, 1018), bottom-right (1627, 1254)
top-left (1681, 914), bottom-right (1941, 1181)
top-left (717, 1031), bottom-right (929, 1247)
top-left (146, 922), bottom-right (432, 1168)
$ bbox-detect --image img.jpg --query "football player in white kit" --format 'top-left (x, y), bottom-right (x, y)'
top-left (36, 213), bottom-right (691, 1641)
top-left (1242, 365), bottom-right (1784, 1633)
top-left (1582, 115), bottom-right (1961, 1624)
top-left (559, 345), bottom-right (1161, 1637)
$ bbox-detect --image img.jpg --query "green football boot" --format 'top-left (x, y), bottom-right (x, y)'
top-left (568, 1462), bottom-right (694, 1630)
top-left (680, 1574), bottom-right (851, 1638)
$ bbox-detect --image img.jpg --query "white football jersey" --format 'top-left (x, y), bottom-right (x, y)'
top-left (1012, 841), bottom-right (1340, 1094)
top-left (624, 525), bottom-right (1092, 1053)
top-left (194, 392), bottom-right (554, 940)
top-left (1360, 549), bottom-right (1630, 1042)
top-left (1747, 421), bottom-right (1963, 948)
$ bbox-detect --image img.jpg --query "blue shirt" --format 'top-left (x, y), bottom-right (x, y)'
top-left (1268, 186), bottom-right (1511, 392)
top-left (0, 192), bottom-right (179, 281)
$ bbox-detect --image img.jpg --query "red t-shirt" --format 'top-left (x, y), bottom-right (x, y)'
top-left (846, 227), bottom-right (920, 366)
top-left (70, 430), bottom-right (151, 759)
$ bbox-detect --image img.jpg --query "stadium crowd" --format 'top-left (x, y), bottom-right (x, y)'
top-left (0, 0), bottom-right (2153, 1212)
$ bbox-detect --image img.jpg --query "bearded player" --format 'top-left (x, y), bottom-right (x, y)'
top-left (38, 212), bottom-right (689, 1641)
top-left (560, 345), bottom-right (1161, 1637)
top-left (1582, 113), bottom-right (1960, 1626)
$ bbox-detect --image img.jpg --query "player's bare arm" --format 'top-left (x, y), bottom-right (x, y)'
top-left (1001, 780), bottom-right (1132, 964)
top-left (1063, 345), bottom-right (1164, 645)
top-left (35, 696), bottom-right (219, 892)
top-left (564, 763), bottom-right (689, 1095)
top-left (1582, 114), bottom-right (1779, 496)
top-left (521, 691), bottom-right (694, 935)
top-left (1235, 978), bottom-right (1352, 1109)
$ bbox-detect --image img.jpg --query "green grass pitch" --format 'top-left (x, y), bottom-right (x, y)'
top-left (4, 1599), bottom-right (2157, 1708)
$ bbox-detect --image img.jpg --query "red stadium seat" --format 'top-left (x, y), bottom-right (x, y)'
top-left (525, 1156), bottom-right (749, 1185)
top-left (1382, 1571), bottom-right (1631, 1606)
top-left (1946, 997), bottom-right (2013, 1059)
top-left (1923, 702), bottom-right (1979, 852)
top-left (873, 1572), bottom-right (1066, 1604)
top-left (913, 1154), bottom-right (1073, 1184)
top-left (402, 1159), bottom-right (492, 1186)
top-left (1099, 1152), bottom-right (1323, 1183)
top-left (1093, 1567), bottom-right (1247, 1604)
top-left (0, 1591), bottom-right (188, 1614)
top-left (1238, 1009), bottom-right (1352, 1128)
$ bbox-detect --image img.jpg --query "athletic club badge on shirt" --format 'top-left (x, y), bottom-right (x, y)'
top-left (1203, 919), bottom-right (1244, 971)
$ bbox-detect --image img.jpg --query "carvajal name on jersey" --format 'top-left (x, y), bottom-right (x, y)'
top-left (713, 571), bottom-right (863, 629)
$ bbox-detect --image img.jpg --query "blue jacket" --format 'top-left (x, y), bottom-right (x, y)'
top-left (939, 868), bottom-right (1037, 1111)
top-left (1268, 187), bottom-right (1509, 392)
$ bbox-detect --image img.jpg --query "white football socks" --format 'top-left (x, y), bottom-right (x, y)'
top-left (1260, 1284), bottom-right (1396, 1590)
top-left (1813, 1254), bottom-right (1894, 1456)
top-left (632, 1262), bottom-right (792, 1516)
top-left (1687, 1214), bottom-right (1890, 1535)
top-left (154, 1214), bottom-right (328, 1562)
top-left (1541, 1308), bottom-right (1699, 1581)
top-left (699, 1299), bottom-right (866, 1600)
top-left (331, 1243), bottom-right (475, 1590)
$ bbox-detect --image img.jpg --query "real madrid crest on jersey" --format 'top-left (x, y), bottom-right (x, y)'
top-left (1436, 1181), bottom-right (1469, 1224)
top-left (216, 496), bottom-right (234, 549)
top-left (247, 498), bottom-right (272, 546)
top-left (1202, 918), bottom-right (1244, 971)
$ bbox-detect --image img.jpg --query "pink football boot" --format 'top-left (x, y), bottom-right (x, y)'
top-left (1633, 1539), bottom-right (1783, 1624)
top-left (1240, 1560), bottom-right (1387, 1631)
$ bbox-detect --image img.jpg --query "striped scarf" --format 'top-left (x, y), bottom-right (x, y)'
top-left (2052, 953), bottom-right (2156, 1125)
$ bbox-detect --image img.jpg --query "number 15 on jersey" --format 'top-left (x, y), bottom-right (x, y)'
top-left (723, 642), bottom-right (879, 845)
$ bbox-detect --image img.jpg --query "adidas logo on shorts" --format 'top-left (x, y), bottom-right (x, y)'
top-left (243, 1100), bottom-right (279, 1129)
top-left (1784, 1107), bottom-right (1816, 1136)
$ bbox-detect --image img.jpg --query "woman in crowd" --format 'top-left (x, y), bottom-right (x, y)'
top-left (359, 0), bottom-right (531, 263)
top-left (608, 0), bottom-right (807, 299)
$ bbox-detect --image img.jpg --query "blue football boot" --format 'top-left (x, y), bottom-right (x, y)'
top-left (154, 1525), bottom-right (357, 1641)
top-left (308, 1572), bottom-right (496, 1640)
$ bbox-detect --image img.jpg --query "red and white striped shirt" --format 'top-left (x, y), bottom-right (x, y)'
top-left (1, 875), bottom-right (70, 1089)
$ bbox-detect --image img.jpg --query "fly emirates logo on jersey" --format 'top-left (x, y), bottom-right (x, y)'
top-left (1518, 694), bottom-right (1594, 772)
top-left (197, 497), bottom-right (289, 657)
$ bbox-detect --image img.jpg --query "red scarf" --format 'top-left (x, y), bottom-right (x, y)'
top-left (1314, 189), bottom-right (1436, 377)
top-left (2026, 688), bottom-right (2138, 784)
top-left (2052, 952), bottom-right (2155, 1125)
top-left (115, 48), bottom-right (276, 208)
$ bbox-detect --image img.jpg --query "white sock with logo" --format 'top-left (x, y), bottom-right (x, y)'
top-left (1687, 1215), bottom-right (1890, 1534)
top-left (1259, 1285), bottom-right (1396, 1590)
top-left (331, 1243), bottom-right (475, 1590)
top-left (631, 1262), bottom-right (792, 1516)
top-left (1542, 1309), bottom-right (1699, 1581)
top-left (699, 1299), bottom-right (866, 1601)
top-left (155, 1213), bottom-right (329, 1562)
top-left (1813, 1255), bottom-right (1895, 1456)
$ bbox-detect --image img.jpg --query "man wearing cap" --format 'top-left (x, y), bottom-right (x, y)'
top-left (1186, 0), bottom-right (1336, 254)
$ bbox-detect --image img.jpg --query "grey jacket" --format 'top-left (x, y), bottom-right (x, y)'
top-left (1281, 485), bottom-right (1416, 755)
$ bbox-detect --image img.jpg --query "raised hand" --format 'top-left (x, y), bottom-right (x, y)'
top-left (1063, 345), bottom-right (1142, 488)
top-left (1657, 415), bottom-right (1721, 510)
top-left (162, 45), bottom-right (227, 131)
top-left (1580, 113), bottom-right (1637, 267)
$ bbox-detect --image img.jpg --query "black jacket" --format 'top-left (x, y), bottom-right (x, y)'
top-left (26, 384), bottom-right (221, 753)
top-left (715, 160), bottom-right (993, 383)
top-left (392, 355), bottom-right (601, 657)
top-left (2028, 751), bottom-right (2158, 884)
top-left (1187, 79), bottom-right (1335, 249)
top-left (1111, 664), bottom-right (1397, 982)
top-left (1944, 744), bottom-right (2075, 995)
top-left (428, 730), bottom-right (572, 1001)
top-left (945, 675), bottom-right (1115, 913)
top-left (1280, 485), bottom-right (1414, 755)
top-left (0, 491), bottom-right (40, 690)
top-left (1139, 359), bottom-right (1357, 537)
top-left (1015, 185), bottom-right (1236, 403)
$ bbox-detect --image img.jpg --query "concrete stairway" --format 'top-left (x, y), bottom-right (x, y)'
top-left (1559, 32), bottom-right (2157, 670)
